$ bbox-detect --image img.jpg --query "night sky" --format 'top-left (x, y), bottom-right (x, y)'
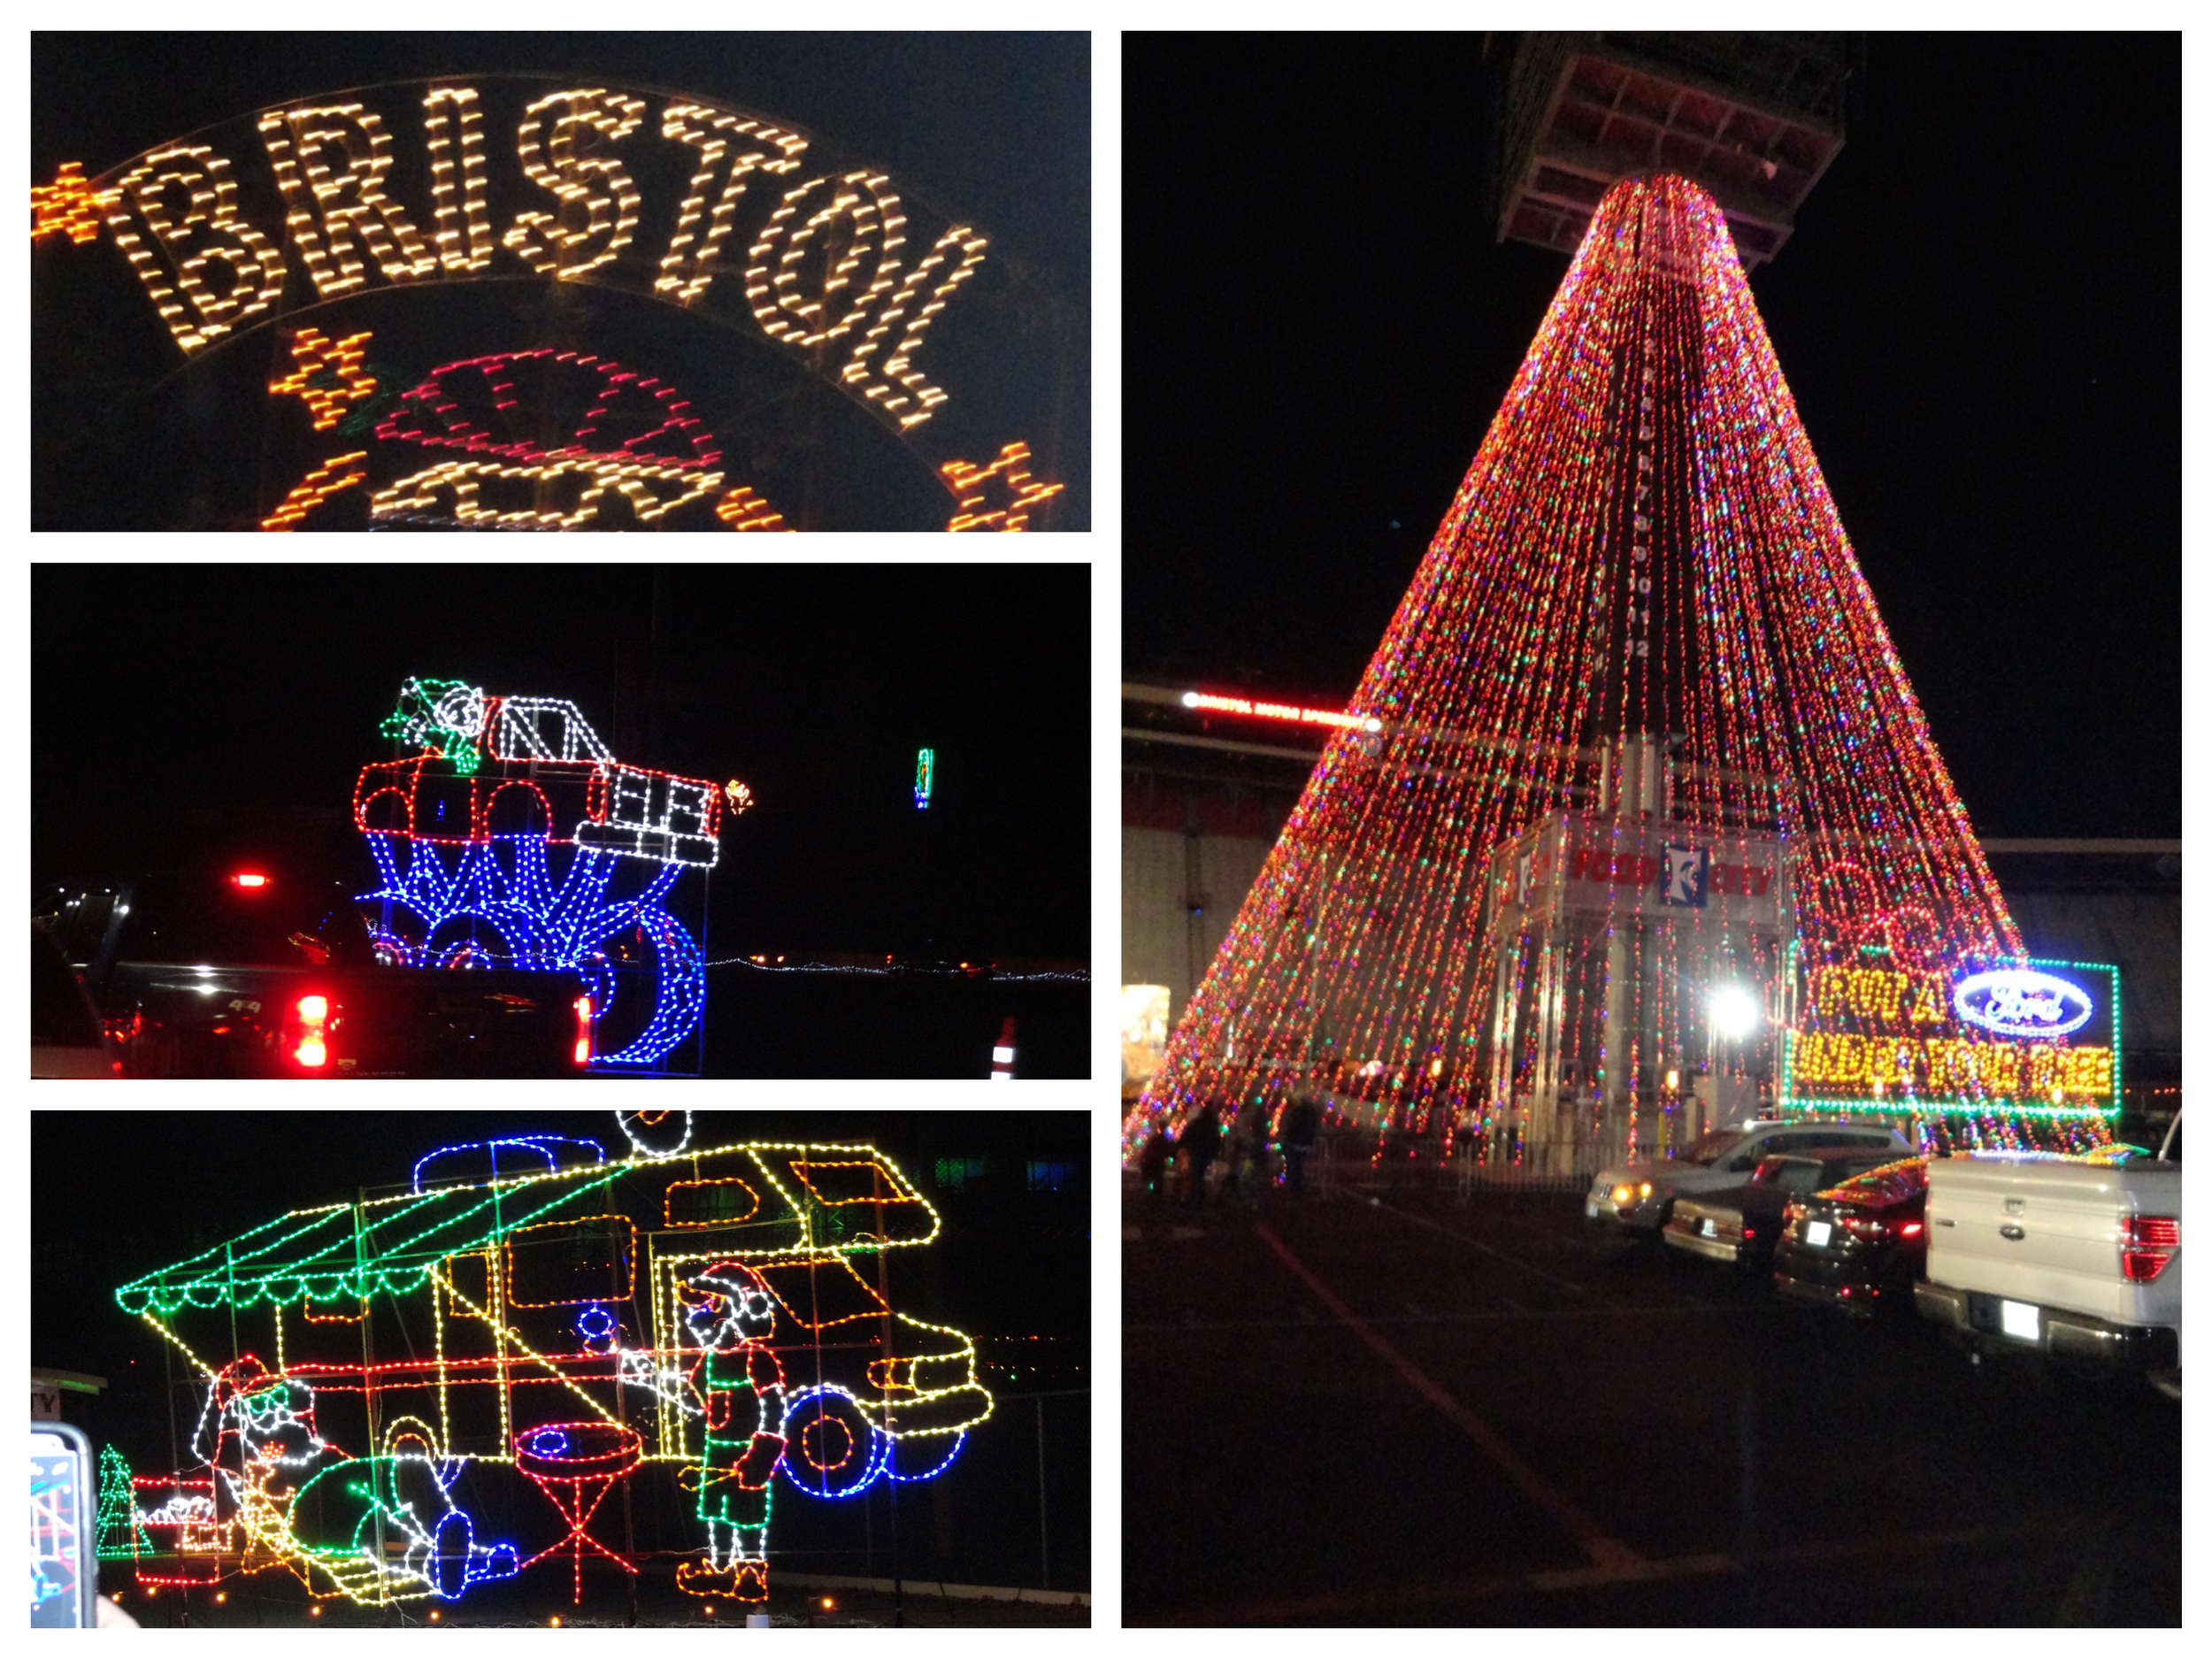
top-left (32, 564), bottom-right (1090, 962)
top-left (32, 32), bottom-right (1089, 530)
top-left (1124, 34), bottom-right (2178, 838)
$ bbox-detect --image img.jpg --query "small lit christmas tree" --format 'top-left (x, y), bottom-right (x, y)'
top-left (1137, 174), bottom-right (2117, 1166)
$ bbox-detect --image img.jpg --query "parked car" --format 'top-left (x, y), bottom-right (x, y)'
top-left (1770, 1156), bottom-right (1931, 1317)
top-left (1914, 1114), bottom-right (2180, 1398)
top-left (1662, 1148), bottom-right (1900, 1274)
top-left (31, 920), bottom-right (119, 1078)
top-left (1586, 1119), bottom-right (1911, 1239)
top-left (35, 870), bottom-right (590, 1078)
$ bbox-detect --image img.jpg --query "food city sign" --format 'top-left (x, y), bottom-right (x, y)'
top-left (1781, 956), bottom-right (2119, 1119)
top-left (30, 77), bottom-right (995, 446)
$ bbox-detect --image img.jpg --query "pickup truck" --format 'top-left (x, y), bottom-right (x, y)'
top-left (35, 870), bottom-right (592, 1078)
top-left (1914, 1113), bottom-right (2181, 1398)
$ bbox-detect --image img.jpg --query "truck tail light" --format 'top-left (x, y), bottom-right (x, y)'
top-left (232, 872), bottom-right (270, 889)
top-left (573, 995), bottom-right (594, 1066)
top-left (2120, 1215), bottom-right (2180, 1281)
top-left (292, 995), bottom-right (330, 1068)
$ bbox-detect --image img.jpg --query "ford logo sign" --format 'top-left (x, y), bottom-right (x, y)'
top-left (1953, 969), bottom-right (2094, 1038)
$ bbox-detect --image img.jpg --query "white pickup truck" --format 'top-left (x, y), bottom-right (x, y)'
top-left (1914, 1112), bottom-right (2181, 1398)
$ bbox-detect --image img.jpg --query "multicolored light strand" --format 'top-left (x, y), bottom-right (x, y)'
top-left (109, 1126), bottom-right (993, 1609)
top-left (1133, 174), bottom-right (2109, 1167)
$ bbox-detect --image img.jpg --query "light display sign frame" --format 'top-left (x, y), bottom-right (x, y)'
top-left (32, 67), bottom-right (1081, 531)
top-left (1779, 953), bottom-right (2122, 1123)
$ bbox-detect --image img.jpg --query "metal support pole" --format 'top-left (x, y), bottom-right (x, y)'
top-left (872, 1202), bottom-right (902, 1628)
top-left (1036, 1396), bottom-right (1049, 1591)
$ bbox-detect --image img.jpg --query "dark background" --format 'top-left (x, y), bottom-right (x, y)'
top-left (33, 1110), bottom-right (1090, 1599)
top-left (32, 32), bottom-right (1089, 530)
top-left (1123, 33), bottom-right (2178, 838)
top-left (33, 564), bottom-right (1091, 1076)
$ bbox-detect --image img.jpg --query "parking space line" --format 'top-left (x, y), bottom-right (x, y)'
top-left (1367, 1197), bottom-right (1612, 1302)
top-left (1126, 1302), bottom-right (1791, 1335)
top-left (1254, 1220), bottom-right (1642, 1572)
top-left (1159, 1521), bottom-right (2047, 1624)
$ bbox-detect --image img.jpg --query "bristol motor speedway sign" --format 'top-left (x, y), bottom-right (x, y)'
top-left (1487, 813), bottom-right (1789, 934)
top-left (30, 76), bottom-right (1071, 531)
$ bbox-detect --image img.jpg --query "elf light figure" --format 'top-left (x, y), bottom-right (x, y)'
top-left (622, 1262), bottom-right (787, 1601)
top-left (1134, 173), bottom-right (2114, 1166)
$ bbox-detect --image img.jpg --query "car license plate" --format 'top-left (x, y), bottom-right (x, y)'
top-left (1805, 1219), bottom-right (1832, 1248)
top-left (2000, 1300), bottom-right (2040, 1341)
top-left (1701, 1217), bottom-right (1716, 1238)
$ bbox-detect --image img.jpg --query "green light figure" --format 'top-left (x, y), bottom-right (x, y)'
top-left (95, 1446), bottom-right (146, 1562)
top-left (628, 1262), bottom-right (787, 1602)
top-left (379, 678), bottom-right (488, 777)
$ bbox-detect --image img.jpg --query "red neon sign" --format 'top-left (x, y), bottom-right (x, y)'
top-left (1179, 690), bottom-right (1381, 733)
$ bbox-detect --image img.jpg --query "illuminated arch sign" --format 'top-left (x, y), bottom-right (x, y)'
top-left (1781, 956), bottom-right (2119, 1120)
top-left (31, 76), bottom-right (1071, 531)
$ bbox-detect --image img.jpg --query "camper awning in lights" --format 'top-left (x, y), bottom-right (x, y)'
top-left (1782, 957), bottom-right (2120, 1120)
top-left (115, 1139), bottom-right (938, 1317)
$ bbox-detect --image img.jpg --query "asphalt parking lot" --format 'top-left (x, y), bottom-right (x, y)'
top-left (1123, 1164), bottom-right (2180, 1625)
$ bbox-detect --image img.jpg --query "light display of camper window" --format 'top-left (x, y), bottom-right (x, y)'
top-left (1782, 956), bottom-right (2121, 1120)
top-left (354, 679), bottom-right (723, 1067)
top-left (1129, 174), bottom-right (2109, 1164)
top-left (107, 1131), bottom-right (994, 1608)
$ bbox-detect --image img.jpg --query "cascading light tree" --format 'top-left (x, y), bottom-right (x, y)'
top-left (1135, 173), bottom-right (2119, 1171)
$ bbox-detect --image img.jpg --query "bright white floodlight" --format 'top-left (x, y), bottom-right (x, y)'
top-left (1709, 985), bottom-right (1761, 1040)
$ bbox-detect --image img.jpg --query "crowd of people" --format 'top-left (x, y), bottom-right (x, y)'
top-left (1133, 1090), bottom-right (1324, 1209)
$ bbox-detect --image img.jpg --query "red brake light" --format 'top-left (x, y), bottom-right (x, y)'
top-left (293, 995), bottom-right (330, 1068)
top-left (2120, 1215), bottom-right (2180, 1281)
top-left (1899, 1221), bottom-right (1924, 1238)
top-left (573, 995), bottom-right (594, 1065)
top-left (232, 872), bottom-right (270, 889)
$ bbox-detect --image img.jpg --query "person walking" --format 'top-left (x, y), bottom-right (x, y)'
top-left (1137, 1120), bottom-right (1176, 1203)
top-left (1180, 1101), bottom-right (1223, 1209)
top-left (1229, 1097), bottom-right (1271, 1208)
top-left (1282, 1090), bottom-right (1322, 1196)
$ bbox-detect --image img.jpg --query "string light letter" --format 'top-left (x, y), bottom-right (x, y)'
top-left (104, 145), bottom-right (287, 352)
top-left (422, 88), bottom-right (495, 273)
top-left (505, 88), bottom-right (647, 279)
top-left (656, 105), bottom-right (809, 305)
top-left (257, 104), bottom-right (435, 297)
